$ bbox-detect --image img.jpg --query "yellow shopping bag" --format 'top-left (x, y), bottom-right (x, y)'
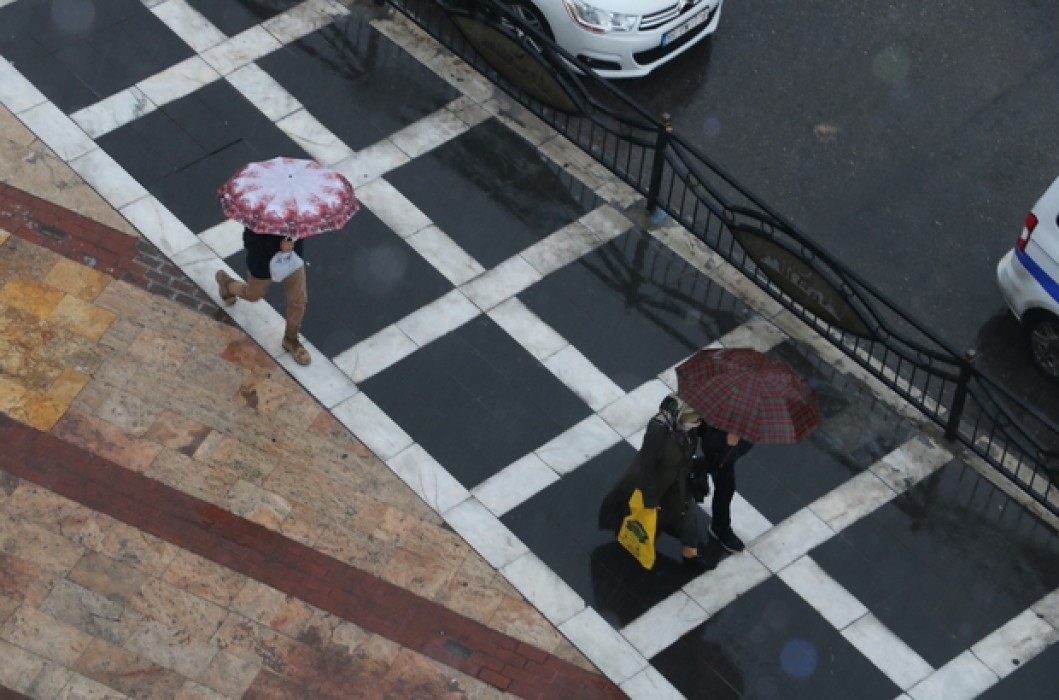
top-left (617, 488), bottom-right (657, 569)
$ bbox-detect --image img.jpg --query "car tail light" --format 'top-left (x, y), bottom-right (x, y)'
top-left (1017, 212), bottom-right (1038, 251)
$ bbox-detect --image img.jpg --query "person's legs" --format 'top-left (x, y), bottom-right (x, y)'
top-left (217, 271), bottom-right (270, 303)
top-left (709, 464), bottom-right (744, 552)
top-left (280, 267), bottom-right (310, 365)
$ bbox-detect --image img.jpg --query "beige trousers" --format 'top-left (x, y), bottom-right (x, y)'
top-left (224, 267), bottom-right (308, 340)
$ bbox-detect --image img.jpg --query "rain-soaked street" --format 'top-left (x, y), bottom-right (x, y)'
top-left (614, 0), bottom-right (1059, 413)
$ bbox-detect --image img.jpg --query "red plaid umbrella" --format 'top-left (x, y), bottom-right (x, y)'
top-left (217, 157), bottom-right (360, 239)
top-left (675, 348), bottom-right (821, 444)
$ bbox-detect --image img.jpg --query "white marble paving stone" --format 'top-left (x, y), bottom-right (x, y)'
top-left (871, 435), bottom-right (953, 494)
top-left (907, 650), bottom-right (998, 700)
top-left (622, 591), bottom-right (708, 660)
top-left (197, 219), bottom-right (245, 259)
top-left (749, 507), bottom-right (834, 573)
top-left (404, 226), bottom-right (484, 286)
top-left (262, 0), bottom-right (345, 45)
top-left (68, 148), bottom-right (149, 210)
top-left (356, 179), bottom-right (432, 239)
top-left (580, 204), bottom-right (633, 239)
top-left (699, 492), bottom-right (773, 544)
top-left (810, 470), bottom-right (896, 533)
top-left (461, 256), bottom-right (541, 311)
top-left (445, 94), bottom-right (491, 130)
top-left (150, 0), bottom-right (228, 52)
top-left (597, 380), bottom-right (672, 438)
top-left (0, 59), bottom-right (47, 113)
top-left (225, 63), bottom-right (302, 122)
top-left (502, 552), bottom-right (585, 625)
top-left (274, 346), bottom-right (361, 409)
top-left (275, 109), bottom-right (354, 166)
top-left (387, 443), bottom-right (470, 514)
top-left (541, 345), bottom-right (625, 412)
top-left (120, 197), bottom-right (200, 258)
top-left (534, 414), bottom-right (622, 475)
top-left (715, 315), bottom-right (787, 353)
top-left (396, 289), bottom-right (480, 347)
top-left (136, 55), bottom-right (220, 109)
top-left (70, 87), bottom-right (154, 139)
top-left (333, 141), bottom-right (410, 187)
top-left (970, 607), bottom-right (1059, 679)
top-left (472, 453), bottom-right (559, 517)
top-left (843, 613), bottom-right (933, 690)
top-left (620, 665), bottom-right (685, 700)
top-left (559, 607), bottom-right (648, 685)
top-left (777, 556), bottom-right (867, 630)
top-left (444, 498), bottom-right (528, 569)
top-left (331, 391), bottom-right (413, 461)
top-left (389, 105), bottom-right (472, 159)
top-left (487, 298), bottom-right (567, 362)
top-left (200, 25), bottom-right (283, 76)
top-left (520, 221), bottom-right (607, 277)
top-left (332, 325), bottom-right (417, 384)
top-left (17, 101), bottom-right (95, 161)
top-left (684, 551), bottom-right (771, 614)
top-left (1031, 586), bottom-right (1059, 628)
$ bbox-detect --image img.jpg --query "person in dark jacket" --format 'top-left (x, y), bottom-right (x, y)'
top-left (695, 423), bottom-right (754, 553)
top-left (215, 228), bottom-right (310, 365)
top-left (599, 395), bottom-right (709, 566)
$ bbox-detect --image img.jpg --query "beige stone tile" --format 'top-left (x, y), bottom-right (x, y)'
top-left (97, 315), bottom-right (145, 353)
top-left (432, 569), bottom-right (505, 627)
top-left (548, 635), bottom-right (598, 674)
top-left (487, 595), bottom-right (567, 654)
top-left (44, 258), bottom-right (113, 301)
top-left (130, 579), bottom-right (229, 640)
top-left (128, 327), bottom-right (191, 372)
top-left (177, 354), bottom-right (247, 400)
top-left (5, 390), bottom-right (65, 430)
top-left (95, 387), bottom-right (164, 436)
top-left (185, 316), bottom-right (243, 356)
top-left (219, 336), bottom-right (278, 376)
top-left (378, 648), bottom-right (480, 700)
top-left (0, 605), bottom-right (94, 666)
top-left (75, 638), bottom-right (188, 699)
top-left (195, 649), bottom-right (260, 698)
top-left (0, 637), bottom-right (50, 694)
top-left (49, 295), bottom-right (117, 340)
top-left (312, 523), bottom-right (396, 577)
top-left (224, 479), bottom-right (292, 530)
top-left (123, 618), bottom-right (219, 679)
top-left (6, 485), bottom-right (106, 548)
top-left (211, 614), bottom-right (317, 677)
top-left (24, 660), bottom-right (75, 699)
top-left (298, 609), bottom-right (371, 656)
top-left (276, 501), bottom-right (327, 547)
top-left (0, 235), bottom-right (64, 285)
top-left (145, 448), bottom-right (240, 503)
top-left (0, 551), bottom-right (60, 608)
top-left (233, 373), bottom-right (290, 415)
top-left (174, 680), bottom-right (230, 700)
top-left (39, 579), bottom-right (145, 646)
top-left (0, 276), bottom-right (66, 317)
top-left (94, 281), bottom-right (200, 336)
top-left (0, 228), bottom-right (9, 246)
top-left (230, 580), bottom-right (314, 638)
top-left (0, 519), bottom-right (84, 574)
top-left (51, 407), bottom-right (164, 473)
top-left (53, 672), bottom-right (130, 699)
top-left (162, 551), bottom-right (248, 609)
top-left (67, 551), bottom-right (150, 606)
top-left (0, 374), bottom-right (27, 411)
top-left (46, 367), bottom-right (90, 405)
top-left (380, 546), bottom-right (457, 599)
top-left (143, 410), bottom-right (213, 457)
top-left (98, 521), bottom-right (179, 578)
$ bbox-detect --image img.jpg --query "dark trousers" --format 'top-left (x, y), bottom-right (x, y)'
top-left (710, 463), bottom-right (736, 533)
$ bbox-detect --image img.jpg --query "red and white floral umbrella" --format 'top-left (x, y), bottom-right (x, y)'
top-left (217, 157), bottom-right (360, 239)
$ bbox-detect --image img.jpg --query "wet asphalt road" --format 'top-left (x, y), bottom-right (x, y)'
top-left (611, 0), bottom-right (1059, 404)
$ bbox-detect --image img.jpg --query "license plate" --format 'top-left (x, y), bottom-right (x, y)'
top-left (661, 9), bottom-right (709, 47)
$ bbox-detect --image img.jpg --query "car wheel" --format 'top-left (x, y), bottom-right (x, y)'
top-left (503, 1), bottom-right (553, 46)
top-left (1027, 313), bottom-right (1059, 381)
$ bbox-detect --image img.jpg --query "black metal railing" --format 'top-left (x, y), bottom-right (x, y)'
top-left (383, 0), bottom-right (1059, 514)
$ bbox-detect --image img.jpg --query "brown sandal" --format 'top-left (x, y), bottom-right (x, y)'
top-left (215, 270), bottom-right (236, 306)
top-left (282, 336), bottom-right (311, 366)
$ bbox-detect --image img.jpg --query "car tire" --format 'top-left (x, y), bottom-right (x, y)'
top-left (504, 1), bottom-right (553, 42)
top-left (1027, 313), bottom-right (1059, 381)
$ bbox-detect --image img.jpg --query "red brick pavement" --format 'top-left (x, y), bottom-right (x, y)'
top-left (0, 184), bottom-right (628, 699)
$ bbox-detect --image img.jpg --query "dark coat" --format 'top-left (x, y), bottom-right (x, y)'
top-left (598, 417), bottom-right (699, 546)
top-left (696, 424), bottom-right (753, 471)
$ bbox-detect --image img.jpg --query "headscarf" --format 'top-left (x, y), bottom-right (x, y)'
top-left (654, 394), bottom-right (699, 445)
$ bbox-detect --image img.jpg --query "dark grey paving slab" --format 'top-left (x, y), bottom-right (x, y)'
top-left (812, 458), bottom-right (1059, 668)
top-left (385, 118), bottom-right (600, 268)
top-left (183, 0), bottom-right (302, 37)
top-left (520, 228), bottom-right (753, 391)
top-left (652, 577), bottom-right (902, 700)
top-left (257, 14), bottom-right (461, 151)
top-left (359, 315), bottom-right (592, 487)
top-left (736, 340), bottom-right (918, 524)
top-left (977, 639), bottom-right (1059, 699)
top-left (98, 79), bottom-right (309, 234)
top-left (502, 444), bottom-right (724, 628)
top-left (0, 0), bottom-right (193, 112)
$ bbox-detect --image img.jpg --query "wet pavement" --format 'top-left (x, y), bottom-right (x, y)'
top-left (2, 0), bottom-right (1059, 698)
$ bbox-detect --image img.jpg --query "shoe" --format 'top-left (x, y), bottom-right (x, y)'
top-left (282, 336), bottom-right (311, 366)
top-left (709, 525), bottom-right (745, 554)
top-left (681, 553), bottom-right (716, 571)
top-left (215, 270), bottom-right (236, 305)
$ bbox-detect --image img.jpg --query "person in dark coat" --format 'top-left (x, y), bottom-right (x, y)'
top-left (216, 228), bottom-right (311, 365)
top-left (695, 423), bottom-right (754, 553)
top-left (599, 395), bottom-right (709, 566)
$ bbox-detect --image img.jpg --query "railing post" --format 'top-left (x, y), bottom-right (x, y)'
top-left (945, 348), bottom-right (977, 440)
top-left (646, 113), bottom-right (673, 215)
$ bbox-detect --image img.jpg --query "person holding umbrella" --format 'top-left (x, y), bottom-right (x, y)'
top-left (598, 394), bottom-right (713, 568)
top-left (213, 157), bottom-right (361, 367)
top-left (677, 347), bottom-right (822, 554)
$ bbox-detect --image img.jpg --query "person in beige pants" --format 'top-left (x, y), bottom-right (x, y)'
top-left (216, 227), bottom-right (311, 365)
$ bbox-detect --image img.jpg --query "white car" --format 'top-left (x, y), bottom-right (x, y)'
top-left (997, 174), bottom-right (1059, 380)
top-left (503, 0), bottom-right (724, 78)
